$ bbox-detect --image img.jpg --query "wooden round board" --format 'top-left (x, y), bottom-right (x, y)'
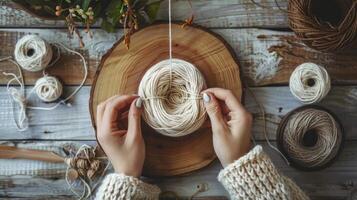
top-left (90, 23), bottom-right (242, 177)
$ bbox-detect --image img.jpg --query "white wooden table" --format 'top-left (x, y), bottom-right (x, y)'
top-left (1, 1), bottom-right (357, 199)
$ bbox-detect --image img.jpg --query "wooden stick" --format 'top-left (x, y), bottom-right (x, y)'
top-left (0, 146), bottom-right (65, 163)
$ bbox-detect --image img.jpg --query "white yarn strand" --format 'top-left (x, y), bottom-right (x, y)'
top-left (14, 35), bottom-right (53, 72)
top-left (1, 57), bottom-right (29, 131)
top-left (289, 63), bottom-right (331, 104)
top-left (137, 1), bottom-right (207, 137)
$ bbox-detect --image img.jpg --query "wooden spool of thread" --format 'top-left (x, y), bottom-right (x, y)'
top-left (288, 0), bottom-right (357, 52)
top-left (277, 105), bottom-right (344, 170)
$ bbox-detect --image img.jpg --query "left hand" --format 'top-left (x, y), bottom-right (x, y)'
top-left (96, 95), bottom-right (145, 178)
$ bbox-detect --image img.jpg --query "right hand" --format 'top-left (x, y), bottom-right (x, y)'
top-left (96, 95), bottom-right (145, 178)
top-left (202, 88), bottom-right (253, 167)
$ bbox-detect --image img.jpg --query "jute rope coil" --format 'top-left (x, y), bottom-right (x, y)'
top-left (138, 58), bottom-right (207, 137)
top-left (288, 0), bottom-right (357, 52)
top-left (289, 63), bottom-right (331, 104)
top-left (277, 106), bottom-right (343, 170)
top-left (14, 35), bottom-right (55, 71)
top-left (33, 75), bottom-right (63, 102)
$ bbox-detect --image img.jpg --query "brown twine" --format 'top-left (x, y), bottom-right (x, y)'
top-left (276, 106), bottom-right (344, 170)
top-left (288, 0), bottom-right (357, 52)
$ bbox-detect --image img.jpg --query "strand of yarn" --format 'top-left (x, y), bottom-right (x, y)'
top-left (138, 59), bottom-right (207, 137)
top-left (14, 35), bottom-right (58, 72)
top-left (281, 108), bottom-right (342, 168)
top-left (138, 0), bottom-right (206, 137)
top-left (289, 63), bottom-right (331, 104)
top-left (1, 57), bottom-right (29, 131)
top-left (244, 85), bottom-right (290, 165)
top-left (64, 144), bottom-right (110, 200)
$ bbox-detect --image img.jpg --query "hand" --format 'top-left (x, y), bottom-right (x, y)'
top-left (96, 95), bottom-right (144, 177)
top-left (202, 88), bottom-right (252, 167)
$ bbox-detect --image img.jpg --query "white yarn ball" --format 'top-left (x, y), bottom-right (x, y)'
top-left (289, 63), bottom-right (331, 104)
top-left (34, 76), bottom-right (63, 102)
top-left (138, 58), bottom-right (207, 137)
top-left (14, 35), bottom-right (53, 72)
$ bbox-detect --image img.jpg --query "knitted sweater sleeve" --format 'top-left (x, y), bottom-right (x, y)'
top-left (95, 173), bottom-right (161, 200)
top-left (218, 145), bottom-right (309, 200)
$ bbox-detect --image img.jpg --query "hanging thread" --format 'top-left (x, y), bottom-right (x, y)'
top-left (277, 106), bottom-right (343, 170)
top-left (2, 40), bottom-right (88, 131)
top-left (138, 0), bottom-right (207, 137)
top-left (33, 75), bottom-right (63, 102)
top-left (289, 63), bottom-right (331, 104)
top-left (138, 59), bottom-right (207, 137)
top-left (14, 35), bottom-right (56, 72)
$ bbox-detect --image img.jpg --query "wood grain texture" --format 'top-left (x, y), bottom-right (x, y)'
top-left (90, 23), bottom-right (242, 177)
top-left (1, 28), bottom-right (357, 86)
top-left (0, 0), bottom-right (288, 28)
top-left (2, 141), bottom-right (357, 199)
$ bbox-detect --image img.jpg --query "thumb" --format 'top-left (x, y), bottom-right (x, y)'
top-left (203, 92), bottom-right (226, 134)
top-left (127, 98), bottom-right (143, 142)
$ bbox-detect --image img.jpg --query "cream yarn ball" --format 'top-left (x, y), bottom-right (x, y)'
top-left (289, 63), bottom-right (331, 104)
top-left (14, 35), bottom-right (53, 72)
top-left (34, 75), bottom-right (63, 102)
top-left (138, 58), bottom-right (207, 137)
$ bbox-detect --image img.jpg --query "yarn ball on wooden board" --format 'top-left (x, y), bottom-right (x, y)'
top-left (138, 58), bottom-right (207, 137)
top-left (33, 75), bottom-right (63, 102)
top-left (288, 0), bottom-right (357, 52)
top-left (14, 35), bottom-right (53, 72)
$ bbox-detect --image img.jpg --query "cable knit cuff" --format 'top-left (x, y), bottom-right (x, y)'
top-left (218, 145), bottom-right (296, 200)
top-left (95, 173), bottom-right (161, 200)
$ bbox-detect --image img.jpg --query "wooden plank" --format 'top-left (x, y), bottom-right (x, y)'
top-left (1, 86), bottom-right (357, 140)
top-left (1, 28), bottom-right (357, 86)
top-left (1, 141), bottom-right (357, 199)
top-left (0, 0), bottom-right (288, 28)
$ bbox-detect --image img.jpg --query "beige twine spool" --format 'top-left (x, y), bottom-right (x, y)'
top-left (138, 59), bottom-right (207, 137)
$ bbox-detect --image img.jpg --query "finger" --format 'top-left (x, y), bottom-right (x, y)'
top-left (96, 95), bottom-right (121, 126)
top-left (102, 95), bottom-right (138, 127)
top-left (202, 92), bottom-right (227, 134)
top-left (96, 102), bottom-right (106, 127)
top-left (203, 88), bottom-right (245, 114)
top-left (127, 98), bottom-right (143, 143)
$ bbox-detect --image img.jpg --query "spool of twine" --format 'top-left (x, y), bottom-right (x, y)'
top-left (288, 0), bottom-right (357, 52)
top-left (138, 58), bottom-right (207, 137)
top-left (33, 75), bottom-right (63, 102)
top-left (289, 63), bottom-right (331, 104)
top-left (277, 106), bottom-right (344, 170)
top-left (14, 35), bottom-right (54, 72)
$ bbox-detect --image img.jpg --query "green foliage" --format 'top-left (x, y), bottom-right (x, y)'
top-left (13, 0), bottom-right (163, 32)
